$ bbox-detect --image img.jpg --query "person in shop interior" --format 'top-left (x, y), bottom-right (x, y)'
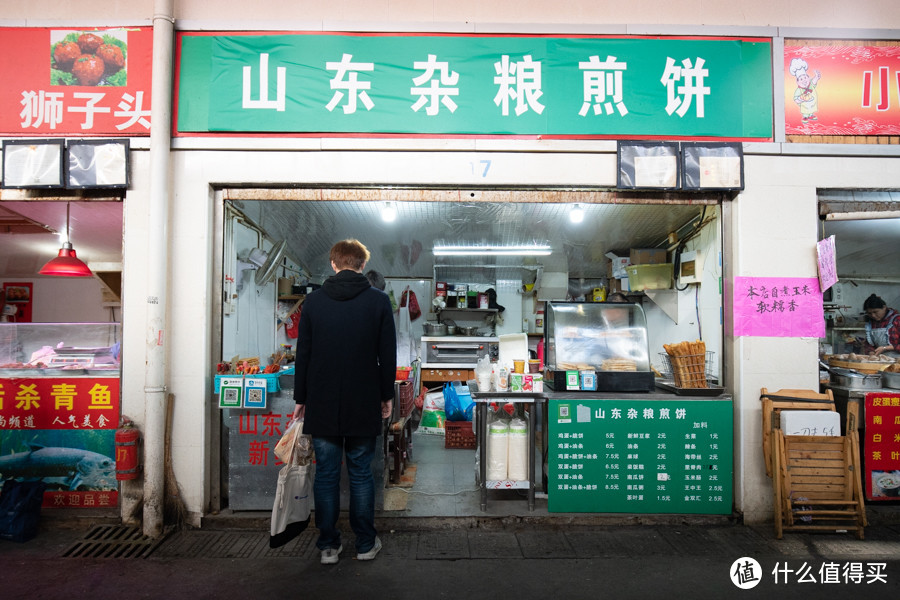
top-left (861, 293), bottom-right (900, 359)
top-left (292, 239), bottom-right (397, 565)
top-left (365, 269), bottom-right (386, 291)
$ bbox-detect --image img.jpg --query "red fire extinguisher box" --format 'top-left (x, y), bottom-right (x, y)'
top-left (114, 426), bottom-right (141, 480)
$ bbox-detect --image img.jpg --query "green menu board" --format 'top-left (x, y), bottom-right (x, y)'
top-left (548, 398), bottom-right (733, 514)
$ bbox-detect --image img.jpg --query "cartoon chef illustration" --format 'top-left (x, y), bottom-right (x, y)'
top-left (790, 58), bottom-right (822, 123)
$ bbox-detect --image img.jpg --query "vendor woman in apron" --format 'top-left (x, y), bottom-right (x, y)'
top-left (862, 294), bottom-right (900, 359)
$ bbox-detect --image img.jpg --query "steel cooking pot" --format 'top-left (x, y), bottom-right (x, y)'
top-left (424, 322), bottom-right (447, 336)
top-left (831, 368), bottom-right (882, 390)
top-left (882, 370), bottom-right (900, 390)
top-left (459, 326), bottom-right (480, 336)
top-left (445, 325), bottom-right (457, 335)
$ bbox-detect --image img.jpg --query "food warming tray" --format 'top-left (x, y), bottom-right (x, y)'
top-left (654, 379), bottom-right (726, 397)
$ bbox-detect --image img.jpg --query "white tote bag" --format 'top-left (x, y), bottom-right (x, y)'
top-left (269, 424), bottom-right (312, 548)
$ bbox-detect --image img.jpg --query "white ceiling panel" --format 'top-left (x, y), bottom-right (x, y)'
top-left (235, 199), bottom-right (707, 282)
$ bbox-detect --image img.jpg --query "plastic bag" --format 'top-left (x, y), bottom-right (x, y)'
top-left (475, 356), bottom-right (493, 392)
top-left (444, 382), bottom-right (474, 422)
top-left (400, 288), bottom-right (422, 321)
top-left (285, 309), bottom-right (301, 339)
top-left (422, 386), bottom-right (444, 411)
top-left (274, 419), bottom-right (313, 465)
top-left (388, 287), bottom-right (399, 311)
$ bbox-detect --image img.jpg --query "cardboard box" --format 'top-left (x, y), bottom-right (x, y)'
top-left (630, 248), bottom-right (668, 265)
top-left (605, 252), bottom-right (631, 278)
top-left (510, 372), bottom-right (525, 391)
top-left (522, 374), bottom-right (533, 392)
top-left (609, 277), bottom-right (631, 293)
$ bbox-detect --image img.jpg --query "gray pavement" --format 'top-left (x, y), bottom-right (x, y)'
top-left (3, 507), bottom-right (900, 599)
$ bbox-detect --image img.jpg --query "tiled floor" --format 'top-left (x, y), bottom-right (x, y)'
top-left (399, 430), bottom-right (549, 517)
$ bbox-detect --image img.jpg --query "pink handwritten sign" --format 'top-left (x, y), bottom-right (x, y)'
top-left (733, 277), bottom-right (825, 338)
top-left (817, 236), bottom-right (838, 292)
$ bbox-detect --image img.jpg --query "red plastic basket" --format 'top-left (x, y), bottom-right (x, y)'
top-left (397, 380), bottom-right (415, 417)
top-left (444, 420), bottom-right (476, 449)
top-left (396, 366), bottom-right (412, 381)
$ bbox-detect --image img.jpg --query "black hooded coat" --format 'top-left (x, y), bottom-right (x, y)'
top-left (293, 269), bottom-right (397, 437)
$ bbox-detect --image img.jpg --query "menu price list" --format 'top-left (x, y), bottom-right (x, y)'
top-left (547, 398), bottom-right (733, 514)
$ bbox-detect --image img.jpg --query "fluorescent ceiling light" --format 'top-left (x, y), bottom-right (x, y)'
top-left (433, 245), bottom-right (552, 256)
top-left (569, 204), bottom-right (584, 224)
top-left (381, 202), bottom-right (397, 222)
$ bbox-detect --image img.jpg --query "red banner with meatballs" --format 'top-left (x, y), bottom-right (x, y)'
top-left (0, 26), bottom-right (152, 136)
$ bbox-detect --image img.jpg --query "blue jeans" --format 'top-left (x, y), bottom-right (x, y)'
top-left (312, 436), bottom-right (377, 553)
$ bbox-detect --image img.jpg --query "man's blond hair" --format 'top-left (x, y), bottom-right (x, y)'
top-left (330, 239), bottom-right (370, 271)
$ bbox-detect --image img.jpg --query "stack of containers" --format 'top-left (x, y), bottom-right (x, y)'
top-left (485, 413), bottom-right (529, 481)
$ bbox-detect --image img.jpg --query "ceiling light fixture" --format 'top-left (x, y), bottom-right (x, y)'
top-left (381, 202), bottom-right (397, 222)
top-left (569, 204), bottom-right (585, 224)
top-left (433, 245), bottom-right (552, 256)
top-left (38, 202), bottom-right (93, 277)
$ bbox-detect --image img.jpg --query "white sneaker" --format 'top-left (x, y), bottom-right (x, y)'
top-left (356, 537), bottom-right (382, 561)
top-left (320, 545), bottom-right (342, 565)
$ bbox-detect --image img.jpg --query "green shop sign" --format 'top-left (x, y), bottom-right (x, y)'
top-left (176, 33), bottom-right (772, 139)
top-left (548, 398), bottom-right (733, 514)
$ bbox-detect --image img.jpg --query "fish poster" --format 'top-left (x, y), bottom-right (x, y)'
top-left (0, 429), bottom-right (117, 508)
top-left (0, 375), bottom-right (120, 508)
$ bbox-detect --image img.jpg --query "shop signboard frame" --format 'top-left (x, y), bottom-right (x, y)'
top-left (0, 27), bottom-right (153, 137)
top-left (784, 42), bottom-right (900, 136)
top-left (176, 32), bottom-right (773, 140)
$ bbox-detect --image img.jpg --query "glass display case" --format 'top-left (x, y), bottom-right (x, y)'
top-left (544, 301), bottom-right (654, 392)
top-left (0, 322), bottom-right (121, 376)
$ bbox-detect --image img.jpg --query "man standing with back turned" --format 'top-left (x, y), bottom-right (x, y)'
top-left (292, 239), bottom-right (397, 564)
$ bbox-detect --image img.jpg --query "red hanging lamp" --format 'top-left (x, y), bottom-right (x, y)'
top-left (39, 203), bottom-right (93, 277)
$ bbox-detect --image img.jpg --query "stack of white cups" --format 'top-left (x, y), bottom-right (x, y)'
top-left (507, 418), bottom-right (528, 481)
top-left (486, 420), bottom-right (509, 480)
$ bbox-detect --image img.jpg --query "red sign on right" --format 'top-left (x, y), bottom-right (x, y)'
top-left (864, 392), bottom-right (900, 500)
top-left (785, 44), bottom-right (900, 136)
